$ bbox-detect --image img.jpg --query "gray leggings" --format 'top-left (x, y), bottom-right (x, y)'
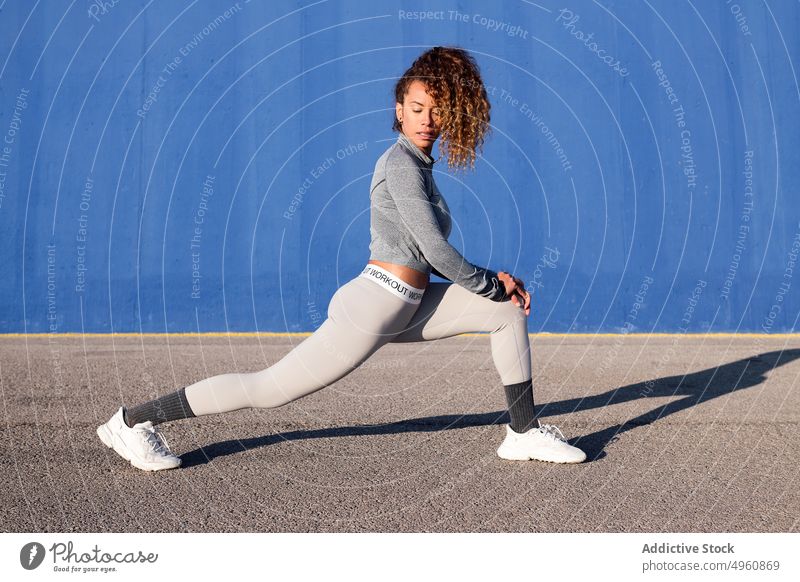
top-left (185, 264), bottom-right (532, 416)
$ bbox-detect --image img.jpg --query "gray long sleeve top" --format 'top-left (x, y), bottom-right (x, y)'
top-left (368, 131), bottom-right (507, 302)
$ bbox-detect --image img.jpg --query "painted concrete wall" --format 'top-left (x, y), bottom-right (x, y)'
top-left (1, 1), bottom-right (797, 333)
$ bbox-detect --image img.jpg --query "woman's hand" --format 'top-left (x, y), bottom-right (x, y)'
top-left (498, 271), bottom-right (531, 316)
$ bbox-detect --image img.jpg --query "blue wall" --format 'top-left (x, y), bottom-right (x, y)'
top-left (1, 0), bottom-right (798, 333)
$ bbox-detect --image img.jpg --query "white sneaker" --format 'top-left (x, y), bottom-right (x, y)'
top-left (496, 423), bottom-right (587, 463)
top-left (97, 407), bottom-right (182, 471)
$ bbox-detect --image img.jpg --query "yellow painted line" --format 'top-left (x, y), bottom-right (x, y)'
top-left (1, 332), bottom-right (798, 339)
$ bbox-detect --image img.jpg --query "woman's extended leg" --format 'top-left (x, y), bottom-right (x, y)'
top-left (182, 276), bottom-right (418, 415)
top-left (97, 274), bottom-right (422, 470)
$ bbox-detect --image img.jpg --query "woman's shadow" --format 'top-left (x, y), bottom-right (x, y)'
top-left (180, 348), bottom-right (800, 467)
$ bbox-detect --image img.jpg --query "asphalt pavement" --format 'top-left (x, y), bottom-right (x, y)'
top-left (1, 334), bottom-right (798, 532)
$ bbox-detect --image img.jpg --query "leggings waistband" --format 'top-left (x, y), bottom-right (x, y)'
top-left (358, 264), bottom-right (426, 305)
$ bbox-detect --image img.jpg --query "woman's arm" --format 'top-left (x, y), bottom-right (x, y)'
top-left (384, 151), bottom-right (507, 301)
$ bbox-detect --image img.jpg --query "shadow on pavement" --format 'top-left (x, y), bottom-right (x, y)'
top-left (180, 349), bottom-right (799, 468)
top-left (545, 348), bottom-right (800, 461)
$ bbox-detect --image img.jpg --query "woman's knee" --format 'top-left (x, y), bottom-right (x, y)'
top-left (491, 298), bottom-right (528, 332)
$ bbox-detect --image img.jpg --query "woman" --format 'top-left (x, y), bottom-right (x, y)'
top-left (97, 46), bottom-right (586, 471)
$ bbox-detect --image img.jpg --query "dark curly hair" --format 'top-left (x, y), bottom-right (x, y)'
top-left (392, 46), bottom-right (492, 172)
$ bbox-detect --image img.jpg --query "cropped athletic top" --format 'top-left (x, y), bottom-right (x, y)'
top-left (368, 131), bottom-right (507, 302)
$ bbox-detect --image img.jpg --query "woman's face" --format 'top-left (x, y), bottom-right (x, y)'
top-left (396, 80), bottom-right (441, 155)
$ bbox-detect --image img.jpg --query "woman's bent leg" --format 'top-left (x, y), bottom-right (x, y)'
top-left (390, 282), bottom-right (536, 433)
top-left (185, 276), bottom-right (419, 416)
top-left (390, 282), bottom-right (531, 384)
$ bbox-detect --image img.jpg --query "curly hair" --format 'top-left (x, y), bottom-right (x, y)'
top-left (392, 46), bottom-right (492, 173)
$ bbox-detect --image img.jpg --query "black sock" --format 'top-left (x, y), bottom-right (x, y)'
top-left (503, 379), bottom-right (539, 433)
top-left (124, 387), bottom-right (196, 428)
